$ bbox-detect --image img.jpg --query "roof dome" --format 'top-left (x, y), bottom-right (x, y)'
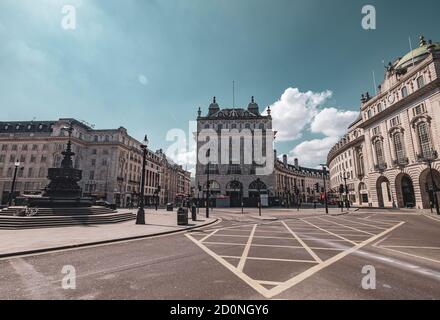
top-left (395, 36), bottom-right (440, 70)
top-left (208, 96), bottom-right (220, 115)
top-left (248, 96), bottom-right (259, 114)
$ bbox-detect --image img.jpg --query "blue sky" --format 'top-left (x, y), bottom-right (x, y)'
top-left (1, 0), bottom-right (439, 170)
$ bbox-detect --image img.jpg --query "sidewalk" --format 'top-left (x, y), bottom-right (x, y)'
top-left (0, 209), bottom-right (217, 258)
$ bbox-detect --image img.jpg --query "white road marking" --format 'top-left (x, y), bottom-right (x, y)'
top-left (200, 229), bottom-right (220, 243)
top-left (423, 214), bottom-right (440, 223)
top-left (266, 221), bottom-right (405, 298)
top-left (315, 217), bottom-right (375, 235)
top-left (332, 216), bottom-right (389, 230)
top-left (221, 256), bottom-right (318, 263)
top-left (281, 221), bottom-right (323, 263)
top-left (299, 219), bottom-right (358, 245)
top-left (238, 225), bottom-right (257, 271)
top-left (186, 217), bottom-right (406, 298)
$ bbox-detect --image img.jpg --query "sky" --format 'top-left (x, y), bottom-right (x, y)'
top-left (1, 0), bottom-right (439, 173)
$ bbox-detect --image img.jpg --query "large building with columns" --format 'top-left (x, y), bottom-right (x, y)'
top-left (195, 97), bottom-right (328, 207)
top-left (0, 118), bottom-right (190, 207)
top-left (328, 36), bottom-right (440, 209)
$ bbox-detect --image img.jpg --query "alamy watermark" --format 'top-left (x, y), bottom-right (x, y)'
top-left (61, 5), bottom-right (77, 30)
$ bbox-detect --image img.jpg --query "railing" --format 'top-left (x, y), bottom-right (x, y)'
top-left (417, 149), bottom-right (438, 162)
top-left (374, 163), bottom-right (388, 172)
top-left (393, 157), bottom-right (409, 167)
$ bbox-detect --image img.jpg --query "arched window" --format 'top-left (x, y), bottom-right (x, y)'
top-left (393, 132), bottom-right (406, 164)
top-left (417, 122), bottom-right (432, 158)
top-left (374, 140), bottom-right (385, 166)
top-left (401, 86), bottom-right (408, 98)
top-left (377, 103), bottom-right (383, 112)
top-left (417, 76), bottom-right (425, 89)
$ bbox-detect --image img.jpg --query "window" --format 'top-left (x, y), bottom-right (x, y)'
top-left (89, 171), bottom-right (95, 180)
top-left (91, 159), bottom-right (96, 166)
top-left (28, 167), bottom-right (33, 178)
top-left (417, 122), bottom-right (432, 158)
top-left (0, 155), bottom-right (4, 163)
top-left (377, 103), bottom-right (383, 112)
top-left (401, 86), bottom-right (408, 98)
top-left (22, 144), bottom-right (28, 151)
top-left (417, 76), bottom-right (425, 89)
top-left (367, 110), bottom-right (372, 118)
top-left (32, 144), bottom-right (38, 151)
top-left (390, 116), bottom-right (400, 127)
top-left (204, 124), bottom-right (209, 129)
top-left (413, 104), bottom-right (425, 116)
top-left (12, 145), bottom-right (17, 151)
top-left (393, 132), bottom-right (406, 164)
top-left (92, 149), bottom-right (97, 155)
top-left (1, 145), bottom-right (7, 151)
top-left (41, 155), bottom-right (47, 163)
top-left (374, 140), bottom-right (385, 166)
top-left (372, 126), bottom-right (380, 136)
top-left (30, 155), bottom-right (36, 163)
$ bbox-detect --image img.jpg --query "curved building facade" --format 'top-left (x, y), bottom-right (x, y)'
top-left (328, 36), bottom-right (440, 210)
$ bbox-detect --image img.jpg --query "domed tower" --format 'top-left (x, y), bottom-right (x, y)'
top-left (208, 96), bottom-right (220, 116)
top-left (248, 96), bottom-right (259, 115)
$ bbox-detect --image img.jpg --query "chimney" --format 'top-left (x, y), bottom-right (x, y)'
top-left (294, 158), bottom-right (299, 170)
top-left (283, 154), bottom-right (288, 167)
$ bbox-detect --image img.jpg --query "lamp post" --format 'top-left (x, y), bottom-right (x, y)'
top-left (320, 164), bottom-right (329, 214)
top-left (256, 178), bottom-right (262, 216)
top-left (9, 161), bottom-right (21, 206)
top-left (205, 150), bottom-right (210, 219)
top-left (136, 135), bottom-right (149, 225)
top-left (340, 171), bottom-right (349, 210)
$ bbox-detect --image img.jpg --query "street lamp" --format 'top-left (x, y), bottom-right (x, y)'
top-left (136, 135), bottom-right (149, 225)
top-left (340, 171), bottom-right (349, 211)
top-left (418, 149), bottom-right (439, 215)
top-left (256, 178), bottom-right (262, 216)
top-left (9, 161), bottom-right (22, 206)
top-left (205, 150), bottom-right (210, 219)
top-left (320, 164), bottom-right (329, 214)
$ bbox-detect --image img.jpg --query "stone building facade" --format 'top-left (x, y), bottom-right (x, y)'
top-left (195, 97), bottom-right (329, 207)
top-left (328, 36), bottom-right (440, 210)
top-left (275, 154), bottom-right (330, 206)
top-left (0, 118), bottom-right (190, 207)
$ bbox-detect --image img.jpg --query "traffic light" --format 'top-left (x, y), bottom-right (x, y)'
top-left (339, 184), bottom-right (344, 194)
top-left (198, 184), bottom-right (202, 192)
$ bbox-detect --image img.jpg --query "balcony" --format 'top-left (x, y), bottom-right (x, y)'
top-left (417, 149), bottom-right (438, 163)
top-left (393, 157), bottom-right (409, 167)
top-left (374, 163), bottom-right (388, 173)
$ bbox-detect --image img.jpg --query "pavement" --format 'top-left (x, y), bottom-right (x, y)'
top-left (0, 207), bottom-right (439, 299)
top-left (0, 209), bottom-right (217, 258)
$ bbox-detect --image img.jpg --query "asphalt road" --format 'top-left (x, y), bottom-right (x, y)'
top-left (0, 208), bottom-right (439, 300)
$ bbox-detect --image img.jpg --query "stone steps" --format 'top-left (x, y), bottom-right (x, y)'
top-left (0, 206), bottom-right (117, 216)
top-left (0, 211), bottom-right (136, 229)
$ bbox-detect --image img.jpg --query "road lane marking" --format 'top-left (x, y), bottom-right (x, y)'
top-left (238, 225), bottom-right (257, 271)
top-left (256, 280), bottom-right (283, 286)
top-left (423, 214), bottom-right (440, 223)
top-left (185, 233), bottom-right (271, 298)
top-left (315, 217), bottom-right (375, 235)
top-left (200, 229), bottom-right (220, 243)
top-left (221, 256), bottom-right (318, 263)
top-left (332, 216), bottom-right (389, 230)
top-left (266, 221), bottom-right (405, 298)
top-left (298, 219), bottom-right (358, 245)
top-left (281, 221), bottom-right (323, 263)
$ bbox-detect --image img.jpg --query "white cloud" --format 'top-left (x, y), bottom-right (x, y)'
top-left (311, 107), bottom-right (358, 137)
top-left (265, 87), bottom-right (332, 141)
top-left (288, 136), bottom-right (339, 168)
top-left (268, 88), bottom-right (359, 168)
